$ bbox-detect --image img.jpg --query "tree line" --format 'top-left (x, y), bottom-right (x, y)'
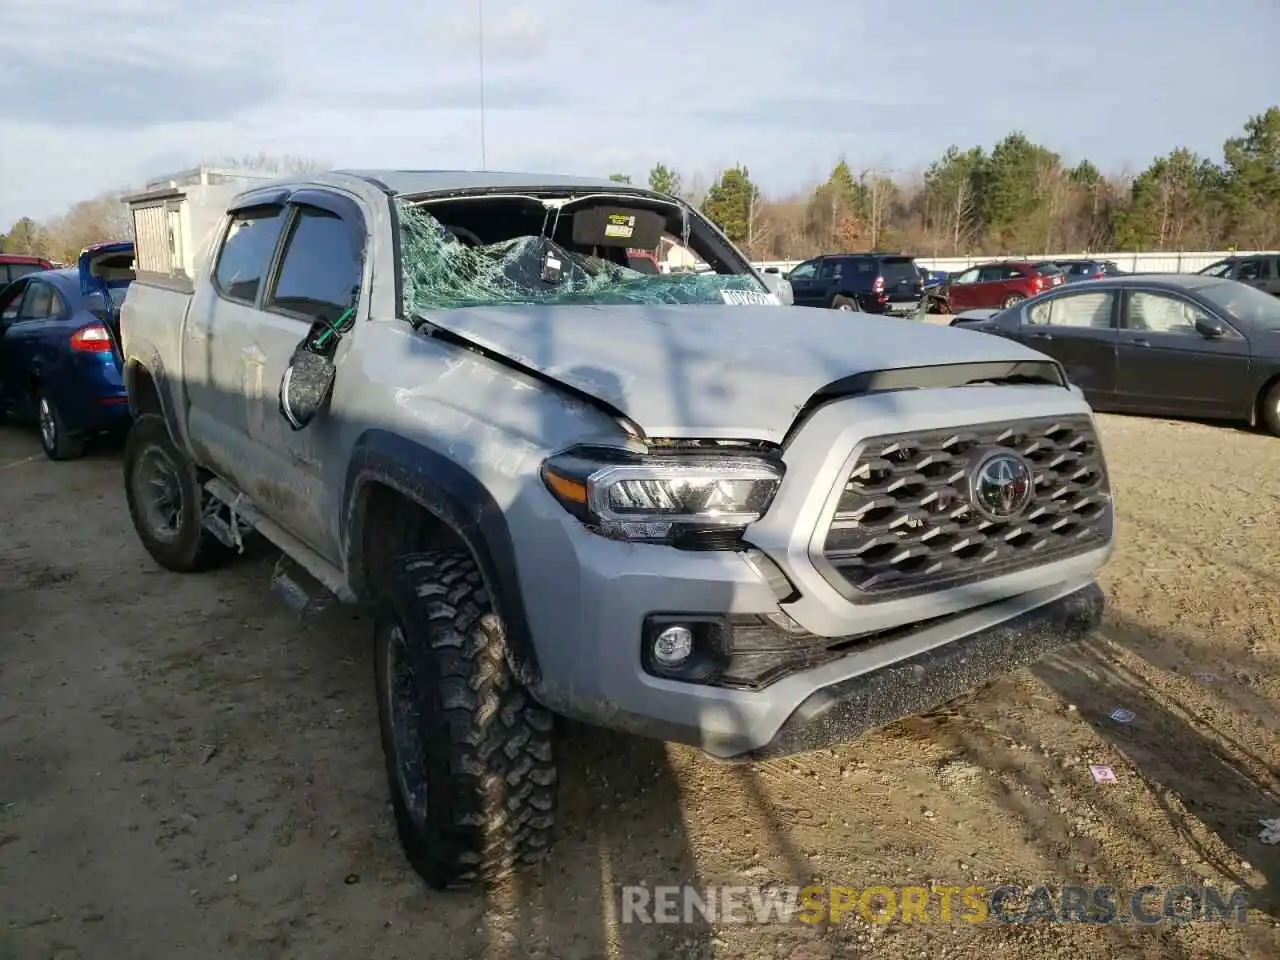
top-left (4, 108), bottom-right (1278, 264)
top-left (619, 105), bottom-right (1280, 261)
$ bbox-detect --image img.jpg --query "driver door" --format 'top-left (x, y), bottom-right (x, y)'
top-left (786, 259), bottom-right (822, 307)
top-left (236, 192), bottom-right (367, 558)
top-left (1113, 289), bottom-right (1250, 418)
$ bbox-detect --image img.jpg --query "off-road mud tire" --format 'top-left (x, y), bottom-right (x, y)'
top-left (374, 549), bottom-right (557, 889)
top-left (123, 414), bottom-right (228, 572)
top-left (1260, 380), bottom-right (1280, 437)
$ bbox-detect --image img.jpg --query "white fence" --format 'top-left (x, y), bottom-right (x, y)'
top-left (747, 250), bottom-right (1274, 276)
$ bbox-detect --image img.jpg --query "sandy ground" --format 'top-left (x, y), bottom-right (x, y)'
top-left (2, 411), bottom-right (1279, 960)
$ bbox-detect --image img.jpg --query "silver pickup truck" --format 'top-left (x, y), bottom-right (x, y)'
top-left (115, 167), bottom-right (1114, 889)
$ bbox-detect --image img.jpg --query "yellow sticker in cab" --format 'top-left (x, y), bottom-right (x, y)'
top-left (604, 213), bottom-right (636, 239)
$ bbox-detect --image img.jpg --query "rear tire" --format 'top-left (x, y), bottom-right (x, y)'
top-left (1002, 294), bottom-right (1026, 309)
top-left (832, 295), bottom-right (861, 312)
top-left (1260, 381), bottom-right (1280, 437)
top-left (37, 390), bottom-right (86, 461)
top-left (374, 550), bottom-right (557, 889)
top-left (123, 414), bottom-right (228, 572)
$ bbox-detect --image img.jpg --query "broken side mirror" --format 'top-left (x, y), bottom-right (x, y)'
top-left (279, 350), bottom-right (336, 430)
top-left (279, 308), bottom-right (353, 430)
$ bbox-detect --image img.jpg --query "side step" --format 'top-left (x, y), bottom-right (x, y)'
top-left (202, 477), bottom-right (358, 609)
top-left (270, 554), bottom-right (335, 620)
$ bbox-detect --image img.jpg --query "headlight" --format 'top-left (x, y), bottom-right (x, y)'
top-left (540, 447), bottom-right (783, 546)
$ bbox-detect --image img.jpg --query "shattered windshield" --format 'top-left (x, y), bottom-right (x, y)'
top-left (397, 199), bottom-right (773, 314)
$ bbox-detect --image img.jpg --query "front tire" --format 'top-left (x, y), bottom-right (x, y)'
top-left (123, 414), bottom-right (227, 572)
top-left (375, 550), bottom-right (557, 889)
top-left (37, 390), bottom-right (85, 461)
top-left (1260, 381), bottom-right (1280, 437)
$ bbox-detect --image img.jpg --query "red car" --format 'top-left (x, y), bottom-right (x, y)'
top-left (626, 248), bottom-right (660, 273)
top-left (942, 260), bottom-right (1065, 311)
top-left (0, 254), bottom-right (54, 287)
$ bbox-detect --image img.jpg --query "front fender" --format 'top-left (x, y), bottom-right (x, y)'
top-left (341, 429), bottom-right (540, 684)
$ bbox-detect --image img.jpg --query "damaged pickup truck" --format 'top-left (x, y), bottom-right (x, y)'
top-left (116, 168), bottom-right (1114, 889)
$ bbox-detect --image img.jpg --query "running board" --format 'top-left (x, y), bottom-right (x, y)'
top-left (203, 477), bottom-right (357, 604)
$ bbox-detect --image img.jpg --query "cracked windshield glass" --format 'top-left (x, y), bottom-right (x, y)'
top-left (397, 198), bottom-right (773, 312)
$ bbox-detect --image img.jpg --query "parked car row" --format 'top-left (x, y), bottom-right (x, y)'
top-left (0, 242), bottom-right (135, 459)
top-left (777, 253), bottom-right (1129, 316)
top-left (948, 273), bottom-right (1280, 436)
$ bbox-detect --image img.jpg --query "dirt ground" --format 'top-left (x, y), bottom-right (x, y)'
top-left (2, 411), bottom-right (1278, 960)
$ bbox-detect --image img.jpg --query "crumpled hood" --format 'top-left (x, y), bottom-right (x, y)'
top-left (420, 302), bottom-right (1062, 442)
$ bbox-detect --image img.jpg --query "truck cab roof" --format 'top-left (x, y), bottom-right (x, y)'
top-left (335, 169), bottom-right (654, 198)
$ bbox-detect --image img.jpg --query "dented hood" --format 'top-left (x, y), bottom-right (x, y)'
top-left (421, 303), bottom-right (1063, 442)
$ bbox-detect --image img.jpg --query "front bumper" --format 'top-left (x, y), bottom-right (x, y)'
top-left (742, 579), bottom-right (1102, 761)
top-left (528, 562), bottom-right (1104, 759)
top-left (515, 385), bottom-right (1112, 759)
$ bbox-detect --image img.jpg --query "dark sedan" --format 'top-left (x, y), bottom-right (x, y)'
top-left (949, 274), bottom-right (1280, 435)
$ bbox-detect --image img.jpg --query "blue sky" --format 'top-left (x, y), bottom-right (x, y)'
top-left (0, 0), bottom-right (1277, 227)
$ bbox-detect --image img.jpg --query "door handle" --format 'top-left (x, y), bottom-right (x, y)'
top-left (1131, 337), bottom-right (1150, 347)
top-left (1028, 332), bottom-right (1053, 340)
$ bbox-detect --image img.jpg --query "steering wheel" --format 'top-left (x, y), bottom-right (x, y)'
top-left (444, 225), bottom-right (483, 247)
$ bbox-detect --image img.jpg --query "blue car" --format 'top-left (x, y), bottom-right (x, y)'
top-left (0, 241), bottom-right (135, 459)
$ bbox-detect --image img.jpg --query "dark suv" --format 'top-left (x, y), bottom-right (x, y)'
top-left (1055, 259), bottom-right (1124, 282)
top-left (786, 252), bottom-right (924, 314)
top-left (1198, 255), bottom-right (1280, 297)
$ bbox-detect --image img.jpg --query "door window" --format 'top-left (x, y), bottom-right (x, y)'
top-left (17, 282), bottom-right (55, 321)
top-left (977, 266), bottom-right (1007, 282)
top-left (952, 267), bottom-right (979, 284)
top-left (266, 206), bottom-right (364, 324)
top-left (1236, 259), bottom-right (1272, 281)
top-left (788, 260), bottom-right (817, 280)
top-left (818, 259), bottom-right (844, 280)
top-left (214, 205), bottom-right (288, 305)
top-left (1027, 290), bottom-right (1115, 328)
top-left (1125, 292), bottom-right (1211, 335)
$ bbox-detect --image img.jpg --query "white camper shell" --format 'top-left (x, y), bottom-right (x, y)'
top-left (122, 167), bottom-right (279, 291)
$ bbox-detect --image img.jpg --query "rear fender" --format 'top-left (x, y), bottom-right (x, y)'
top-left (124, 355), bottom-right (189, 454)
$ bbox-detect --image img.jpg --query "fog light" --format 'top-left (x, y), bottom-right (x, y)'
top-left (652, 625), bottom-right (694, 667)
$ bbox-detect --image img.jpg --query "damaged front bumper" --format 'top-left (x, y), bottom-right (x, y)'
top-left (738, 579), bottom-right (1104, 762)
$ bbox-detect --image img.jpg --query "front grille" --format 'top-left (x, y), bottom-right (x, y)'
top-left (819, 415), bottom-right (1111, 601)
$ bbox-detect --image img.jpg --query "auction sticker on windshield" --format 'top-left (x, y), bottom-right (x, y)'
top-left (721, 289), bottom-right (780, 306)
